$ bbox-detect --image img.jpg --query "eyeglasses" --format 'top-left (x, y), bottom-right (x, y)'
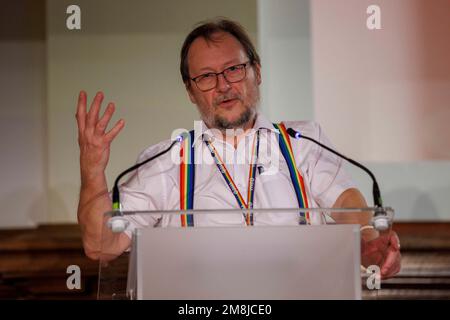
top-left (190, 61), bottom-right (251, 92)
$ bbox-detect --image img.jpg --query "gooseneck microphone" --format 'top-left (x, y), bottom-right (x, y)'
top-left (112, 132), bottom-right (188, 210)
top-left (286, 128), bottom-right (383, 208)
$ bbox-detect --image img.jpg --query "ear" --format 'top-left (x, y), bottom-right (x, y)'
top-left (253, 62), bottom-right (262, 85)
top-left (185, 83), bottom-right (198, 105)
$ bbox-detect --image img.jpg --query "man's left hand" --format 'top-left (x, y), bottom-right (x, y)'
top-left (361, 231), bottom-right (401, 279)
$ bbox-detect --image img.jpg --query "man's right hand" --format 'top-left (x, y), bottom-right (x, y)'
top-left (76, 91), bottom-right (125, 184)
top-left (76, 91), bottom-right (131, 260)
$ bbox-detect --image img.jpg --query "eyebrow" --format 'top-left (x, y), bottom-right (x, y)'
top-left (196, 59), bottom-right (244, 74)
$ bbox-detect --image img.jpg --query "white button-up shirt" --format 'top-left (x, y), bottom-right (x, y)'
top-left (119, 113), bottom-right (355, 235)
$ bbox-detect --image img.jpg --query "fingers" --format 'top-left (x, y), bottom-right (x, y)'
top-left (362, 233), bottom-right (390, 257)
top-left (380, 232), bottom-right (401, 279)
top-left (361, 231), bottom-right (400, 270)
top-left (104, 119), bottom-right (125, 142)
top-left (381, 245), bottom-right (402, 279)
top-left (94, 103), bottom-right (115, 135)
top-left (77, 92), bottom-right (122, 140)
top-left (86, 92), bottom-right (104, 131)
top-left (76, 90), bottom-right (87, 134)
top-left (390, 232), bottom-right (401, 250)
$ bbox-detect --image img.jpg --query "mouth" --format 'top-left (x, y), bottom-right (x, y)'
top-left (218, 98), bottom-right (238, 109)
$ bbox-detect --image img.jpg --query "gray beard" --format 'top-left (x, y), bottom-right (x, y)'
top-left (214, 107), bottom-right (255, 131)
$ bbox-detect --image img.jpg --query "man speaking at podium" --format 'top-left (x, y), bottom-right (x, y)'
top-left (76, 18), bottom-right (400, 279)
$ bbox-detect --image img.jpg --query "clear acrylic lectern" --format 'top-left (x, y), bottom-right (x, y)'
top-left (97, 207), bottom-right (395, 300)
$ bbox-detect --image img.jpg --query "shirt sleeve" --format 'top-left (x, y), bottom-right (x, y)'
top-left (307, 122), bottom-right (357, 208)
top-left (115, 140), bottom-right (176, 238)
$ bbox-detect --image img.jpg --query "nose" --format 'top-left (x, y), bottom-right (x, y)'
top-left (216, 73), bottom-right (231, 92)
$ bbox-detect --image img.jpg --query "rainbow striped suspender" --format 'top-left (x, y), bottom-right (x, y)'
top-left (179, 123), bottom-right (310, 226)
top-left (273, 123), bottom-right (310, 224)
top-left (179, 130), bottom-right (195, 227)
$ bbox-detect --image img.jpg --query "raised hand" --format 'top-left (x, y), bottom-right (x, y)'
top-left (76, 91), bottom-right (125, 184)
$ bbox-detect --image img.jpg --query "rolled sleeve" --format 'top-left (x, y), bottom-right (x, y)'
top-left (308, 122), bottom-right (357, 208)
top-left (113, 140), bottom-right (176, 238)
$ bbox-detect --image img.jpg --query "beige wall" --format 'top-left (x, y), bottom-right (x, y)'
top-left (4, 0), bottom-right (448, 226)
top-left (46, 0), bottom-right (257, 223)
top-left (0, 0), bottom-right (47, 228)
top-left (310, 0), bottom-right (450, 220)
top-left (257, 0), bottom-right (313, 122)
top-left (311, 0), bottom-right (450, 162)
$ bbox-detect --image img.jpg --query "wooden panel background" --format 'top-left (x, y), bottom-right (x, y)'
top-left (1, 223), bottom-right (449, 299)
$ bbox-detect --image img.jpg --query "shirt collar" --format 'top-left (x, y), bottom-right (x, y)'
top-left (192, 112), bottom-right (279, 147)
top-left (253, 112), bottom-right (280, 134)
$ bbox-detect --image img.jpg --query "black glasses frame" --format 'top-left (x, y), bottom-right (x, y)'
top-left (190, 61), bottom-right (252, 92)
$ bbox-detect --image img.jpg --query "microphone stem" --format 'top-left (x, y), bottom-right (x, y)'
top-left (112, 139), bottom-right (179, 210)
top-left (296, 134), bottom-right (383, 208)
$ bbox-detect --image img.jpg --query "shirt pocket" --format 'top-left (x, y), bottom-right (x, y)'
top-left (257, 172), bottom-right (299, 208)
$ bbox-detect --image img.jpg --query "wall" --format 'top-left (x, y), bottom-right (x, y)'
top-left (311, 0), bottom-right (450, 162)
top-left (257, 0), bottom-right (313, 122)
top-left (2, 0), bottom-right (448, 226)
top-left (46, 0), bottom-right (257, 223)
top-left (0, 0), bottom-right (47, 227)
top-left (257, 0), bottom-right (450, 220)
top-left (310, 0), bottom-right (450, 220)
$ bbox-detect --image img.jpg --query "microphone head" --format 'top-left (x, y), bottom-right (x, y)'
top-left (175, 131), bottom-right (190, 142)
top-left (202, 133), bottom-right (214, 143)
top-left (287, 128), bottom-right (301, 139)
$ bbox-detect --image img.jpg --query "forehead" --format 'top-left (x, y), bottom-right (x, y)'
top-left (187, 32), bottom-right (248, 74)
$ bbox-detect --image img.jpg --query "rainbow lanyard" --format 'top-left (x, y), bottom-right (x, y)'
top-left (179, 130), bottom-right (195, 227)
top-left (204, 131), bottom-right (260, 226)
top-left (273, 123), bottom-right (310, 224)
top-left (179, 123), bottom-right (310, 226)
